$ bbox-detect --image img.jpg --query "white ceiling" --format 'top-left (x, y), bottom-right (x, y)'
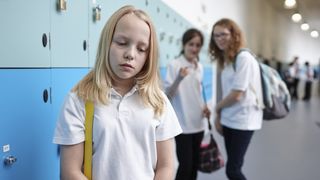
top-left (268, 0), bottom-right (320, 31)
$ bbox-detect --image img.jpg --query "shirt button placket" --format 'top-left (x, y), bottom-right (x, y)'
top-left (116, 96), bottom-right (123, 120)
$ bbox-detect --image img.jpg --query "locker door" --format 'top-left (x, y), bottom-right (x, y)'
top-left (51, 0), bottom-right (89, 67)
top-left (0, 69), bottom-right (53, 180)
top-left (0, 0), bottom-right (50, 68)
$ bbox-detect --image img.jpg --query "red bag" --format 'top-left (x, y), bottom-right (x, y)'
top-left (199, 84), bottom-right (224, 173)
top-left (198, 118), bottom-right (224, 173)
top-left (198, 134), bottom-right (224, 173)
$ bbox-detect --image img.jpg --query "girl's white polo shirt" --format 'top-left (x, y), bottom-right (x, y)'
top-left (164, 56), bottom-right (205, 134)
top-left (220, 51), bottom-right (263, 130)
top-left (53, 87), bottom-right (182, 180)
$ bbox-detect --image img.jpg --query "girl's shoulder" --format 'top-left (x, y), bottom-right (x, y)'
top-left (236, 50), bottom-right (256, 65)
top-left (65, 91), bottom-right (85, 108)
top-left (167, 56), bottom-right (183, 68)
top-left (237, 50), bottom-right (254, 59)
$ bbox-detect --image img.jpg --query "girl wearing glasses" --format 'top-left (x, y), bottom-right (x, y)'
top-left (209, 18), bottom-right (263, 180)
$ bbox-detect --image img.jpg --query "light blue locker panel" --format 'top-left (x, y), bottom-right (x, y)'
top-left (130, 0), bottom-right (147, 9)
top-left (146, 1), bottom-right (193, 67)
top-left (144, 0), bottom-right (175, 66)
top-left (203, 67), bottom-right (213, 101)
top-left (0, 69), bottom-right (53, 180)
top-left (144, 0), bottom-right (168, 67)
top-left (50, 0), bottom-right (89, 67)
top-left (51, 68), bottom-right (89, 110)
top-left (51, 68), bottom-right (89, 132)
top-left (0, 0), bottom-right (50, 67)
top-left (159, 3), bottom-right (185, 64)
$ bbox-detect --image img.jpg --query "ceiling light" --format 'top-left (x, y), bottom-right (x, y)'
top-left (300, 23), bottom-right (310, 31)
top-left (291, 13), bottom-right (302, 23)
top-left (284, 0), bottom-right (297, 9)
top-left (310, 30), bottom-right (319, 38)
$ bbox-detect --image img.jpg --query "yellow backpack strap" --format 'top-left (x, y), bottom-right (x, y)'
top-left (84, 101), bottom-right (94, 180)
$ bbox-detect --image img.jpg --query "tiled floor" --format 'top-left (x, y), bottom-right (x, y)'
top-left (197, 95), bottom-right (320, 180)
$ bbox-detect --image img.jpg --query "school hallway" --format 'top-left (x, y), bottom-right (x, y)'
top-left (196, 93), bottom-right (320, 180)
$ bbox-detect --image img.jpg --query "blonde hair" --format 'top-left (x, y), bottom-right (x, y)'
top-left (208, 18), bottom-right (245, 69)
top-left (72, 5), bottom-right (165, 117)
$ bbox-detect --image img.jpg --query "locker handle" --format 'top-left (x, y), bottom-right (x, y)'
top-left (57, 0), bottom-right (67, 11)
top-left (43, 89), bottom-right (48, 103)
top-left (42, 33), bottom-right (48, 47)
top-left (83, 40), bottom-right (87, 51)
top-left (4, 155), bottom-right (17, 166)
top-left (93, 5), bottom-right (102, 22)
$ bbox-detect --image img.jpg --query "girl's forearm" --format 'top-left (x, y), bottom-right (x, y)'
top-left (165, 75), bottom-right (184, 100)
top-left (154, 166), bottom-right (174, 180)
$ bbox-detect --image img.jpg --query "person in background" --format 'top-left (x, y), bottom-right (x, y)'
top-left (318, 58), bottom-right (320, 94)
top-left (164, 28), bottom-right (210, 180)
top-left (209, 18), bottom-right (263, 180)
top-left (53, 5), bottom-right (182, 180)
top-left (285, 62), bottom-right (295, 96)
top-left (276, 61), bottom-right (283, 75)
top-left (303, 61), bottom-right (314, 101)
top-left (291, 56), bottom-right (301, 99)
top-left (263, 58), bottom-right (270, 66)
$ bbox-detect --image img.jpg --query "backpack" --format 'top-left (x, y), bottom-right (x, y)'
top-left (233, 49), bottom-right (291, 120)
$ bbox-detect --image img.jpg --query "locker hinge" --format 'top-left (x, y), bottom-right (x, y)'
top-left (49, 33), bottom-right (51, 50)
top-left (50, 87), bottom-right (52, 104)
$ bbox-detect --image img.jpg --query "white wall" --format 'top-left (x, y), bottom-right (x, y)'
top-left (162, 0), bottom-right (320, 65)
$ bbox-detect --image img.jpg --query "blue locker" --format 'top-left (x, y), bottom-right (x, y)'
top-left (0, 69), bottom-right (52, 179)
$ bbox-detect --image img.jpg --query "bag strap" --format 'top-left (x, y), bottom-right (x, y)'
top-left (201, 83), bottom-right (212, 130)
top-left (232, 48), bottom-right (251, 71)
top-left (84, 101), bottom-right (94, 180)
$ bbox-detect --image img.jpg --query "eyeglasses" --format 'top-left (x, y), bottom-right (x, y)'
top-left (213, 32), bottom-right (230, 39)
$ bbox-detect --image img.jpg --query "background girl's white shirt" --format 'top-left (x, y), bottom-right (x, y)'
top-left (220, 51), bottom-right (263, 130)
top-left (53, 90), bottom-right (182, 180)
top-left (164, 55), bottom-right (205, 134)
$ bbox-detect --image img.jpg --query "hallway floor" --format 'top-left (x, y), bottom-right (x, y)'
top-left (197, 96), bottom-right (320, 180)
